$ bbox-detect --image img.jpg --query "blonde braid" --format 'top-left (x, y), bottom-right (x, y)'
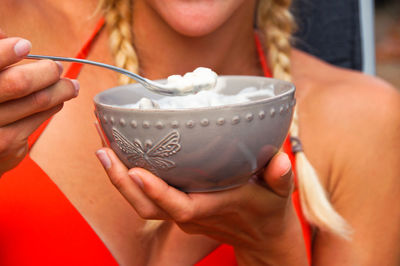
top-left (98, 0), bottom-right (164, 231)
top-left (99, 0), bottom-right (139, 84)
top-left (258, 0), bottom-right (351, 238)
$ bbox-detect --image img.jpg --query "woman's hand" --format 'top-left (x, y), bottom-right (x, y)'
top-left (96, 148), bottom-right (308, 265)
top-left (0, 32), bottom-right (80, 176)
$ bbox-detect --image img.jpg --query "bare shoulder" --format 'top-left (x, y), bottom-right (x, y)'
top-left (291, 50), bottom-right (400, 264)
top-left (291, 49), bottom-right (399, 121)
top-left (291, 49), bottom-right (400, 189)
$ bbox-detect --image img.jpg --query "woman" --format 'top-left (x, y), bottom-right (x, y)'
top-left (0, 0), bottom-right (399, 265)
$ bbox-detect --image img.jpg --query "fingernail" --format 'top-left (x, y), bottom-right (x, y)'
top-left (96, 149), bottom-right (111, 170)
top-left (128, 171), bottom-right (144, 189)
top-left (281, 166), bottom-right (292, 182)
top-left (14, 39), bottom-right (32, 57)
top-left (55, 61), bottom-right (63, 75)
top-left (279, 152), bottom-right (292, 178)
top-left (70, 79), bottom-right (80, 97)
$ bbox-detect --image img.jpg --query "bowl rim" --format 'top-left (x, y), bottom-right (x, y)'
top-left (93, 75), bottom-right (295, 112)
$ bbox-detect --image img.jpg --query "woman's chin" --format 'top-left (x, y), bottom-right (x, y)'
top-left (166, 18), bottom-right (222, 37)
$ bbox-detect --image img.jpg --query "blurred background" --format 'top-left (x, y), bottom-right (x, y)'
top-left (291, 0), bottom-right (400, 90)
top-left (375, 0), bottom-right (400, 89)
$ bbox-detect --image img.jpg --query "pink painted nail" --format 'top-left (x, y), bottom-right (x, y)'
top-left (128, 171), bottom-right (144, 189)
top-left (70, 79), bottom-right (80, 97)
top-left (14, 39), bottom-right (32, 57)
top-left (278, 152), bottom-right (292, 178)
top-left (96, 149), bottom-right (111, 170)
top-left (55, 61), bottom-right (63, 75)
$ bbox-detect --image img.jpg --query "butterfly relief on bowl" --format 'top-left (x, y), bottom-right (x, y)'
top-left (112, 128), bottom-right (181, 175)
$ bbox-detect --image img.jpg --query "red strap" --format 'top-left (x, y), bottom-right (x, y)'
top-left (64, 17), bottom-right (105, 78)
top-left (27, 120), bottom-right (51, 149)
top-left (284, 138), bottom-right (312, 265)
top-left (256, 32), bottom-right (311, 264)
top-left (195, 245), bottom-right (237, 266)
top-left (27, 17), bottom-right (105, 149)
top-left (254, 33), bottom-right (272, 78)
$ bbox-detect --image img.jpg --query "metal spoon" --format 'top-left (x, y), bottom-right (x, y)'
top-left (25, 54), bottom-right (210, 96)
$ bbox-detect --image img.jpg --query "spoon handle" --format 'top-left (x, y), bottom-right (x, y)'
top-left (25, 54), bottom-right (186, 96)
top-left (25, 54), bottom-right (149, 84)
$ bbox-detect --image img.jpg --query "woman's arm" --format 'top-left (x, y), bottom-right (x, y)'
top-left (305, 75), bottom-right (400, 265)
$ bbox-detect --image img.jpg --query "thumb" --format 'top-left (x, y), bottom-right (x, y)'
top-left (262, 152), bottom-right (294, 197)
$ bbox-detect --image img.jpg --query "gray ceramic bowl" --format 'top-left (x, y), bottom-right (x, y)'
top-left (94, 76), bottom-right (295, 192)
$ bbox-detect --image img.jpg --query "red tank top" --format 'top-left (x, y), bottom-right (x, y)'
top-left (0, 18), bottom-right (311, 265)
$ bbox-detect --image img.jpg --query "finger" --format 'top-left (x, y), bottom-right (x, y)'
top-left (96, 148), bottom-right (170, 220)
top-left (0, 59), bottom-right (63, 103)
top-left (128, 167), bottom-right (263, 221)
top-left (0, 78), bottom-right (78, 126)
top-left (128, 168), bottom-right (197, 222)
top-left (0, 37), bottom-right (31, 70)
top-left (261, 152), bottom-right (293, 197)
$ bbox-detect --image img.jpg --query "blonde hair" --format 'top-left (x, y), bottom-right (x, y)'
top-left (258, 0), bottom-right (350, 237)
top-left (98, 0), bottom-right (139, 84)
top-left (100, 0), bottom-right (350, 238)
